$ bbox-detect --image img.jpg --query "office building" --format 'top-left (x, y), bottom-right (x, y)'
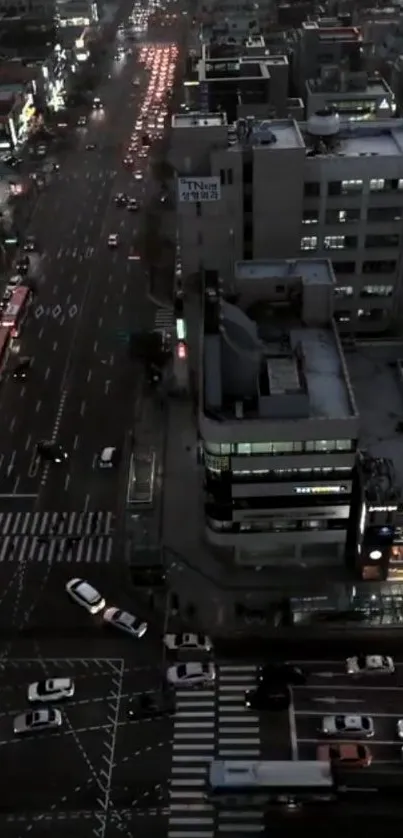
top-left (171, 111), bottom-right (403, 334)
top-left (291, 21), bottom-right (364, 97)
top-left (199, 257), bottom-right (359, 569)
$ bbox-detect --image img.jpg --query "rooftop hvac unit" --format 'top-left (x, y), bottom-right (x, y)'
top-left (307, 107), bottom-right (340, 138)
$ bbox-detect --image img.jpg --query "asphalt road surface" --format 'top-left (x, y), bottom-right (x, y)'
top-left (0, 8), bottom-right (170, 517)
top-left (0, 648), bottom-right (403, 835)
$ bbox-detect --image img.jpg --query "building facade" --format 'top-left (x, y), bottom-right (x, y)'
top-left (171, 111), bottom-right (403, 334)
top-left (199, 258), bottom-right (360, 569)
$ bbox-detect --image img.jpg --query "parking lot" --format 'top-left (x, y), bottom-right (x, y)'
top-left (290, 657), bottom-right (403, 764)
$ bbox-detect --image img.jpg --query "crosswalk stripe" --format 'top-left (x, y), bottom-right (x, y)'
top-left (0, 510), bottom-right (114, 536)
top-left (169, 664), bottom-right (263, 838)
top-left (0, 512), bottom-right (114, 563)
top-left (0, 534), bottom-right (114, 563)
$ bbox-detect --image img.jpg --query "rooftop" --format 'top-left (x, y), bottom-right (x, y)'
top-left (307, 74), bottom-right (392, 98)
top-left (235, 259), bottom-right (335, 286)
top-left (201, 58), bottom-right (265, 80)
top-left (172, 112), bottom-right (227, 128)
top-left (346, 343), bottom-right (403, 499)
top-left (202, 259), bottom-right (356, 424)
top-left (227, 118), bottom-right (305, 150)
top-left (302, 118), bottom-right (403, 157)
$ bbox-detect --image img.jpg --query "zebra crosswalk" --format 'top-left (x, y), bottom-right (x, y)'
top-left (168, 664), bottom-right (263, 838)
top-left (0, 511), bottom-right (114, 564)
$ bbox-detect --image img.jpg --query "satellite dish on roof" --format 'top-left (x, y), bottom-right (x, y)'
top-left (307, 107), bottom-right (340, 138)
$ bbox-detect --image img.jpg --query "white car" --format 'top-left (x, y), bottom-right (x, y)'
top-left (164, 633), bottom-right (213, 652)
top-left (7, 275), bottom-right (22, 288)
top-left (98, 447), bottom-right (119, 469)
top-left (397, 719), bottom-right (403, 739)
top-left (108, 233), bottom-right (119, 247)
top-left (166, 661), bottom-right (216, 687)
top-left (103, 607), bottom-right (148, 638)
top-left (134, 171), bottom-right (143, 180)
top-left (321, 715), bottom-right (374, 738)
top-left (66, 578), bottom-right (105, 614)
top-left (28, 678), bottom-right (75, 703)
top-left (346, 655), bottom-right (395, 675)
top-left (14, 708), bottom-right (62, 735)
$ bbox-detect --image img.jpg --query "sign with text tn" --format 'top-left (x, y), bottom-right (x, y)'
top-left (178, 176), bottom-right (221, 203)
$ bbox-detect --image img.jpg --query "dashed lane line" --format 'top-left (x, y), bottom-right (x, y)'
top-left (0, 689), bottom-right (152, 719)
top-left (5, 808), bottom-right (171, 824)
top-left (0, 717), bottom-right (172, 747)
top-left (0, 657), bottom-right (124, 666)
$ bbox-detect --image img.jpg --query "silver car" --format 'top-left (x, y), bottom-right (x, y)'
top-left (28, 678), bottom-right (74, 703)
top-left (103, 607), bottom-right (147, 638)
top-left (164, 633), bottom-right (213, 652)
top-left (321, 714), bottom-right (374, 738)
top-left (14, 708), bottom-right (62, 735)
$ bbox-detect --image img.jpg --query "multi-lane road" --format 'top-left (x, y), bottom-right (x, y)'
top-left (0, 11), bottom-right (169, 517)
top-left (3, 651), bottom-right (402, 836)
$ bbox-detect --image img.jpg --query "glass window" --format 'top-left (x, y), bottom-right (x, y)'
top-left (305, 439), bottom-right (352, 453)
top-left (333, 261), bottom-right (355, 274)
top-left (369, 178), bottom-right (385, 192)
top-left (272, 442), bottom-right (294, 453)
top-left (362, 259), bottom-right (397, 275)
top-left (357, 308), bottom-right (386, 321)
top-left (336, 439), bottom-right (352, 451)
top-left (325, 208), bottom-right (360, 224)
top-left (360, 285), bottom-right (393, 298)
top-left (324, 235), bottom-right (346, 250)
top-left (302, 210), bottom-right (319, 225)
top-left (334, 286), bottom-right (353, 297)
top-left (327, 181), bottom-right (341, 196)
top-left (335, 311), bottom-right (351, 322)
top-left (367, 207), bottom-right (403, 223)
top-left (304, 181), bottom-right (320, 197)
top-left (205, 442), bottom-right (221, 454)
top-left (341, 179), bottom-right (363, 194)
top-left (365, 234), bottom-right (400, 249)
top-left (300, 236), bottom-right (317, 251)
top-left (237, 443), bottom-right (251, 454)
top-left (251, 442), bottom-right (270, 453)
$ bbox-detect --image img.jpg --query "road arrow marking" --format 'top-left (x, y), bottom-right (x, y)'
top-left (311, 697), bottom-right (364, 704)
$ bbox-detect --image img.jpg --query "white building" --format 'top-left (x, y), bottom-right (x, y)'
top-left (199, 257), bottom-right (359, 568)
top-left (171, 111), bottom-right (403, 334)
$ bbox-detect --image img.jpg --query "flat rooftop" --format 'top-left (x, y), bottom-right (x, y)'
top-left (172, 112), bottom-right (227, 128)
top-left (228, 118), bottom-right (305, 150)
top-left (235, 259), bottom-right (334, 286)
top-left (308, 76), bottom-right (391, 98)
top-left (302, 119), bottom-right (403, 156)
top-left (346, 343), bottom-right (403, 498)
top-left (203, 259), bottom-right (355, 423)
top-left (202, 59), bottom-right (264, 80)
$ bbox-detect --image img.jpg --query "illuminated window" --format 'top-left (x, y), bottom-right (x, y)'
top-left (300, 236), bottom-right (317, 251)
top-left (341, 179), bottom-right (363, 194)
top-left (324, 235), bottom-right (345, 250)
top-left (334, 286), bottom-right (353, 297)
top-left (302, 210), bottom-right (319, 225)
top-left (369, 178), bottom-right (385, 192)
top-left (360, 285), bottom-right (393, 297)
